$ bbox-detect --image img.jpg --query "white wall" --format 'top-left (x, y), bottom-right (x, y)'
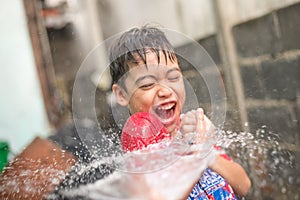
top-left (98, 0), bottom-right (300, 42)
top-left (98, 0), bottom-right (181, 36)
top-left (0, 0), bottom-right (50, 154)
top-left (98, 0), bottom-right (216, 42)
top-left (177, 0), bottom-right (216, 39)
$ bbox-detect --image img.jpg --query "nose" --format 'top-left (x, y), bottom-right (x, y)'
top-left (157, 83), bottom-right (172, 98)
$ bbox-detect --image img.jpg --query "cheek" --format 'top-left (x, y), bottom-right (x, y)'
top-left (129, 91), bottom-right (154, 113)
top-left (179, 86), bottom-right (186, 102)
top-left (174, 83), bottom-right (186, 106)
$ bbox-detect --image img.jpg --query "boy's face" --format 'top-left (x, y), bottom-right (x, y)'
top-left (113, 51), bottom-right (186, 135)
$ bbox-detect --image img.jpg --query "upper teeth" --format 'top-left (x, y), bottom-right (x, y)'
top-left (157, 103), bottom-right (174, 110)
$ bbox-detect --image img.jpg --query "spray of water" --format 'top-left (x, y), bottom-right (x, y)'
top-left (0, 126), bottom-right (298, 200)
top-left (215, 126), bottom-right (299, 200)
top-left (52, 135), bottom-right (217, 200)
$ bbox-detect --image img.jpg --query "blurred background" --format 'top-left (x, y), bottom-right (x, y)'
top-left (0, 0), bottom-right (299, 199)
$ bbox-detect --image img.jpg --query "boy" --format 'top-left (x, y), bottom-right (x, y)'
top-left (109, 25), bottom-right (251, 199)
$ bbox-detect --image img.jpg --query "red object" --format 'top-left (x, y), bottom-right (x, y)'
top-left (214, 145), bottom-right (232, 161)
top-left (121, 112), bottom-right (171, 152)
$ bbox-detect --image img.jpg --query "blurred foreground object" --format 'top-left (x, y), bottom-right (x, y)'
top-left (40, 0), bottom-right (74, 29)
top-left (0, 137), bottom-right (77, 199)
top-left (0, 141), bottom-right (9, 172)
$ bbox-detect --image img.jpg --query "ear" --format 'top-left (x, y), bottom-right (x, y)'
top-left (112, 84), bottom-right (129, 106)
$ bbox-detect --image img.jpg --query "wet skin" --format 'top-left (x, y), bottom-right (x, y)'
top-left (113, 51), bottom-right (186, 136)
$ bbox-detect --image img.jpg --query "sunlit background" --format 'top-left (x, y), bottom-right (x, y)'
top-left (0, 0), bottom-right (299, 199)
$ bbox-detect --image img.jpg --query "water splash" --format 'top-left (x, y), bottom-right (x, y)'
top-left (52, 137), bottom-right (216, 200)
top-left (215, 126), bottom-right (300, 200)
top-left (1, 127), bottom-right (298, 199)
top-left (50, 127), bottom-right (299, 199)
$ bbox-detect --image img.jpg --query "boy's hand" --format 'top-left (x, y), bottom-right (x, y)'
top-left (180, 108), bottom-right (214, 144)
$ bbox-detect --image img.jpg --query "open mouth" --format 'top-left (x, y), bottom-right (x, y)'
top-left (154, 102), bottom-right (177, 125)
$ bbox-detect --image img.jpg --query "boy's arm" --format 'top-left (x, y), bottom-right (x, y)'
top-left (180, 108), bottom-right (251, 197)
top-left (209, 155), bottom-right (251, 197)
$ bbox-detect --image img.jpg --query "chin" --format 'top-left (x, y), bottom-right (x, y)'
top-left (165, 119), bottom-right (179, 134)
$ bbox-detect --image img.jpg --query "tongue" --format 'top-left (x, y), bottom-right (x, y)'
top-left (121, 112), bottom-right (171, 152)
top-left (156, 108), bottom-right (173, 120)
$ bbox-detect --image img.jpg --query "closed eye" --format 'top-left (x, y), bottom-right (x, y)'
top-left (139, 82), bottom-right (155, 89)
top-left (167, 69), bottom-right (181, 82)
top-left (168, 76), bottom-right (180, 81)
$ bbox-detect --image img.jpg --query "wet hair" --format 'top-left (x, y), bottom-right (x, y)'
top-left (109, 25), bottom-right (177, 88)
